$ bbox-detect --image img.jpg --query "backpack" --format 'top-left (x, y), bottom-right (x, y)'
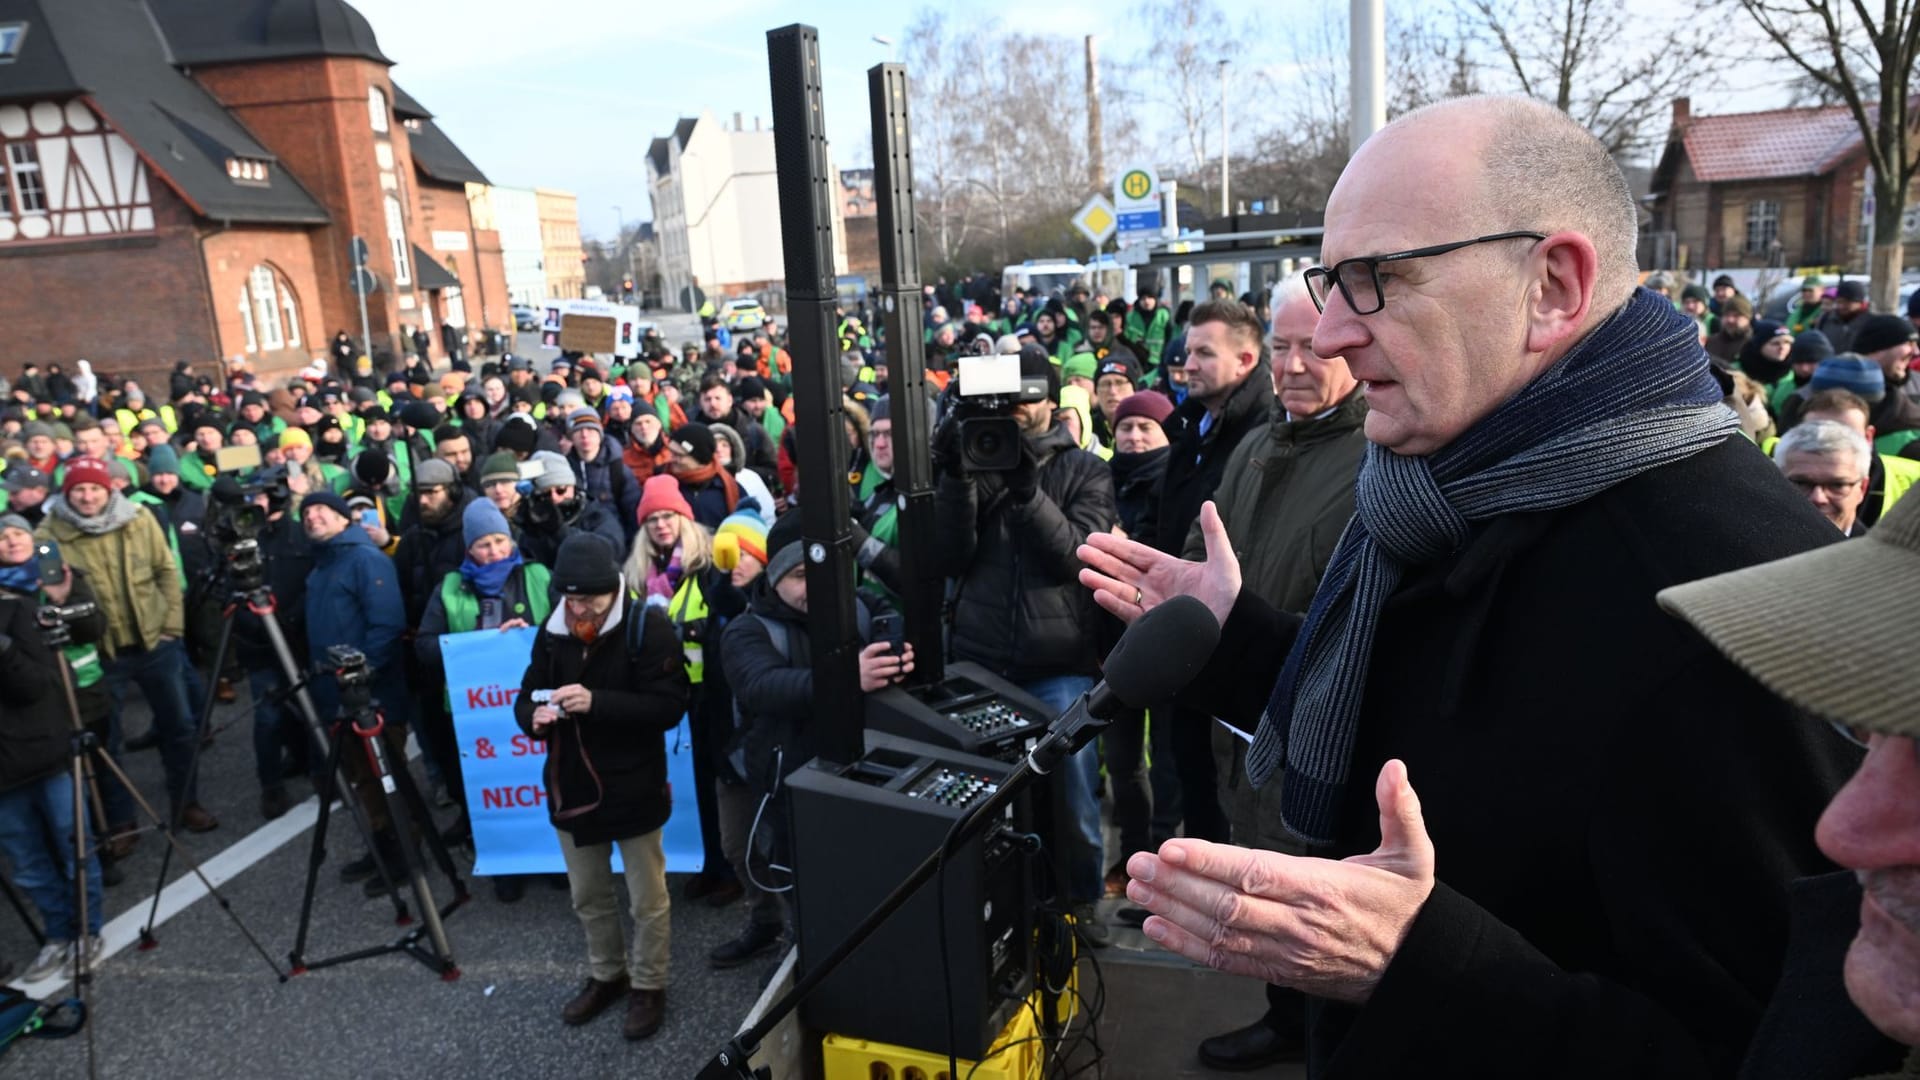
top-left (726, 601), bottom-right (873, 782)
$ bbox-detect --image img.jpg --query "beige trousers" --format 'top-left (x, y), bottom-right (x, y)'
top-left (557, 827), bottom-right (671, 990)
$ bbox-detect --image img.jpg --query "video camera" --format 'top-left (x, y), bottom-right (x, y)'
top-left (206, 445), bottom-right (291, 551)
top-left (35, 599), bottom-right (97, 647)
top-left (949, 345), bottom-right (1052, 472)
top-left (325, 644), bottom-right (374, 714)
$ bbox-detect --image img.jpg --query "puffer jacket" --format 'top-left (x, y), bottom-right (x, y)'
top-left (37, 493), bottom-right (183, 654)
top-left (305, 524), bottom-right (408, 722)
top-left (512, 595), bottom-right (688, 846)
top-left (1138, 357), bottom-right (1273, 554)
top-left (0, 578), bottom-right (107, 791)
top-left (935, 422), bottom-right (1116, 680)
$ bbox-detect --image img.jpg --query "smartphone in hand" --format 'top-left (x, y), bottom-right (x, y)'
top-left (871, 613), bottom-right (904, 657)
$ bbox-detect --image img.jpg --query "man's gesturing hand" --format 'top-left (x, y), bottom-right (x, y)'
top-left (1123, 759), bottom-right (1435, 1004)
top-left (1077, 500), bottom-right (1240, 627)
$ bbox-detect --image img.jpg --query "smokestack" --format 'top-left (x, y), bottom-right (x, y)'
top-left (733, 111), bottom-right (744, 131)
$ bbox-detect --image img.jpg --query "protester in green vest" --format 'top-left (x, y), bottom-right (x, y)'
top-left (1124, 286), bottom-right (1173, 369)
top-left (413, 498), bottom-right (551, 904)
top-left (619, 475), bottom-right (755, 906)
top-left (176, 417), bottom-right (227, 493)
top-left (1785, 277), bottom-right (1826, 335)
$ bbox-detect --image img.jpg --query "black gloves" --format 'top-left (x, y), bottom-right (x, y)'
top-left (1004, 438), bottom-right (1038, 502)
top-left (932, 415), bottom-right (965, 479)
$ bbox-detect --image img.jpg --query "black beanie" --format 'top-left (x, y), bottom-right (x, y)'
top-left (399, 401), bottom-right (442, 431)
top-left (494, 417), bottom-right (537, 455)
top-left (353, 448), bottom-right (392, 487)
top-left (551, 533), bottom-right (620, 595)
top-left (671, 423), bottom-right (716, 465)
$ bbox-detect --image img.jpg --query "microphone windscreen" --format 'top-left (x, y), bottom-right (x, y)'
top-left (1102, 595), bottom-right (1221, 708)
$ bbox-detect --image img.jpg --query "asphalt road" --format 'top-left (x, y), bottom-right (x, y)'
top-left (0, 684), bottom-right (767, 1078)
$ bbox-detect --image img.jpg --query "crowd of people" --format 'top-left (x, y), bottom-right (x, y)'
top-left (0, 93), bottom-right (1915, 1077)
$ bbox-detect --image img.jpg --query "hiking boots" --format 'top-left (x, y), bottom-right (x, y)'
top-left (561, 975), bottom-right (629, 1025)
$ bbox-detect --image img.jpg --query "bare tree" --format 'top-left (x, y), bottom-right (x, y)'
top-left (1456, 0), bottom-right (1717, 157)
top-left (1734, 0), bottom-right (1920, 309)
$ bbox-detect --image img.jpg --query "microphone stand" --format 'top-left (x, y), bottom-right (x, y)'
top-left (695, 703), bottom-right (1109, 1079)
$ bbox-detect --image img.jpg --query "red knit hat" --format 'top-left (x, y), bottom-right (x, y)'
top-left (635, 473), bottom-right (692, 525)
top-left (61, 455), bottom-right (113, 494)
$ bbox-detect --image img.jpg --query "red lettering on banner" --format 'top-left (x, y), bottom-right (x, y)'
top-left (511, 735), bottom-right (547, 757)
top-left (480, 784), bottom-right (546, 809)
top-left (462, 684), bottom-right (523, 710)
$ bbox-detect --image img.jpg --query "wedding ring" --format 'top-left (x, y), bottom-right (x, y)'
top-left (1133, 588), bottom-right (1144, 606)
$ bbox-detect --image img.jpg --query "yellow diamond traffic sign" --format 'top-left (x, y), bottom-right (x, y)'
top-left (1073, 194), bottom-right (1117, 246)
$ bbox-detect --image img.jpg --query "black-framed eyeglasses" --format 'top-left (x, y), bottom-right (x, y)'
top-left (1303, 231), bottom-right (1547, 315)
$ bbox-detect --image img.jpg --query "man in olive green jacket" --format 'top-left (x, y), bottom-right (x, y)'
top-left (1175, 279), bottom-right (1367, 1072)
top-left (37, 456), bottom-right (215, 835)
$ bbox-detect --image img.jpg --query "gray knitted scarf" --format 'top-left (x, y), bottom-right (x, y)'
top-left (1246, 287), bottom-right (1741, 846)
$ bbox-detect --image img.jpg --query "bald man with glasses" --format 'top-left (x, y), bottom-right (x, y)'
top-left (1079, 95), bottom-right (1862, 1077)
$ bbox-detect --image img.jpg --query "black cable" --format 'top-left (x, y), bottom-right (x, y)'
top-left (937, 801), bottom-right (968, 1080)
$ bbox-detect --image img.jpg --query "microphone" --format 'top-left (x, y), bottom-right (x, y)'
top-left (1027, 595), bottom-right (1221, 774)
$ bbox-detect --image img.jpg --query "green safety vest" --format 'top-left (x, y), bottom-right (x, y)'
top-left (178, 450), bottom-right (219, 492)
top-left (437, 562), bottom-right (553, 708)
top-left (667, 575), bottom-right (709, 684)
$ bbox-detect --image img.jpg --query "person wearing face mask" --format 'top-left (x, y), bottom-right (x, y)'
top-left (514, 532), bottom-right (689, 1042)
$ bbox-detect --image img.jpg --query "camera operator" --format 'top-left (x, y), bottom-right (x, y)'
top-left (38, 457), bottom-right (216, 837)
top-left (517, 451), bottom-right (625, 571)
top-left (213, 473), bottom-right (316, 821)
top-left (299, 490), bottom-right (412, 895)
top-left (0, 520), bottom-right (108, 981)
top-left (512, 533), bottom-right (689, 1041)
top-left (933, 343), bottom-right (1118, 943)
top-left (718, 530), bottom-right (913, 969)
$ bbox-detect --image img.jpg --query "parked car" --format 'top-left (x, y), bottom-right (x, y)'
top-left (724, 297), bottom-right (767, 331)
top-left (512, 304), bottom-right (539, 331)
top-left (1758, 274), bottom-right (1920, 322)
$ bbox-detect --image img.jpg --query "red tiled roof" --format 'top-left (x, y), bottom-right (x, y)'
top-left (1681, 104), bottom-right (1863, 182)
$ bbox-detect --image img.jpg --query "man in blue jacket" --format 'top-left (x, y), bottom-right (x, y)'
top-left (301, 490), bottom-right (413, 895)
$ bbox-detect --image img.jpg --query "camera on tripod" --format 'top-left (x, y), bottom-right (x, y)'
top-left (326, 644), bottom-right (375, 715)
top-left (36, 600), bottom-right (98, 646)
top-left (950, 348), bottom-right (1052, 472)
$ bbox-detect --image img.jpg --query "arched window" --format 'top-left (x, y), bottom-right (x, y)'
top-left (385, 196), bottom-right (411, 285)
top-left (244, 265), bottom-right (303, 353)
top-left (368, 86), bottom-right (389, 133)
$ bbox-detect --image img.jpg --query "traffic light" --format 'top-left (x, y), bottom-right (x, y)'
top-left (622, 277), bottom-right (635, 294)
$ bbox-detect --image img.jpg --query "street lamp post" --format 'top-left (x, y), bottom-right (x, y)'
top-left (1219, 59), bottom-right (1231, 216)
top-left (613, 203), bottom-right (636, 301)
top-left (871, 34), bottom-right (896, 61)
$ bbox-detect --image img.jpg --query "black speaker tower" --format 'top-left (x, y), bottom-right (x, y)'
top-left (766, 23), bottom-right (863, 766)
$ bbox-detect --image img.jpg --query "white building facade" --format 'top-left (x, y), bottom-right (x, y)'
top-left (646, 111), bottom-right (845, 312)
top-left (490, 184), bottom-right (546, 305)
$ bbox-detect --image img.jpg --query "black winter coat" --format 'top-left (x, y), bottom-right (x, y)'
top-left (1181, 437), bottom-right (1863, 1079)
top-left (722, 584), bottom-right (878, 792)
top-left (936, 423), bottom-right (1116, 680)
top-left (1108, 447), bottom-right (1168, 538)
top-left (0, 574), bottom-right (107, 790)
top-left (569, 439), bottom-right (640, 541)
top-left (233, 514), bottom-right (313, 668)
top-left (392, 489), bottom-right (474, 628)
top-left (1138, 359), bottom-right (1273, 553)
top-left (513, 600), bottom-right (689, 846)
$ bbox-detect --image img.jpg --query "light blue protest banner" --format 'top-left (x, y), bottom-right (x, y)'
top-left (442, 626), bottom-right (704, 876)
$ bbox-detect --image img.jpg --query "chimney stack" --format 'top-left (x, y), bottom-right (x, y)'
top-left (733, 111), bottom-right (743, 132)
top-left (1672, 97), bottom-right (1691, 129)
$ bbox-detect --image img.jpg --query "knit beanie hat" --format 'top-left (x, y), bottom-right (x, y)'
top-left (530, 450), bottom-right (574, 492)
top-left (480, 451), bottom-right (520, 485)
top-left (0, 512), bottom-right (31, 536)
top-left (1062, 353), bottom-right (1098, 382)
top-left (353, 448), bottom-right (392, 487)
top-left (568, 407), bottom-right (602, 433)
top-left (1789, 330), bottom-right (1836, 369)
top-left (302, 490), bottom-right (352, 521)
top-left (1850, 313), bottom-right (1918, 356)
top-left (766, 539), bottom-right (805, 587)
top-left (716, 509), bottom-right (769, 565)
top-left (277, 428), bottom-right (312, 451)
top-left (1809, 354), bottom-right (1886, 404)
top-left (1681, 283), bottom-right (1711, 304)
top-left (1096, 355), bottom-right (1143, 388)
top-left (462, 497), bottom-right (512, 549)
top-left (636, 473), bottom-right (693, 524)
top-left (1112, 390), bottom-right (1175, 430)
top-left (413, 457), bottom-right (459, 489)
top-left (399, 401), bottom-right (442, 432)
top-left (551, 532), bottom-right (621, 595)
top-left (61, 456), bottom-right (112, 493)
top-left (671, 424), bottom-right (716, 465)
top-left (494, 416), bottom-right (537, 455)
top-left (146, 443), bottom-right (181, 476)
top-left (22, 421), bottom-right (54, 441)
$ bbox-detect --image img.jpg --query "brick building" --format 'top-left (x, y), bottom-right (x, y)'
top-left (0, 0), bottom-right (510, 385)
top-left (840, 167), bottom-right (879, 278)
top-left (1647, 97), bottom-right (1894, 272)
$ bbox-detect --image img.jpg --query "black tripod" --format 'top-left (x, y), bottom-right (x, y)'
top-left (288, 646), bottom-right (468, 979)
top-left (39, 600), bottom-right (288, 1080)
top-left (142, 538), bottom-right (415, 939)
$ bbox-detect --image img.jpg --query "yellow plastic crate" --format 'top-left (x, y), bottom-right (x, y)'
top-left (1032, 917), bottom-right (1081, 1029)
top-left (821, 1001), bottom-right (1042, 1080)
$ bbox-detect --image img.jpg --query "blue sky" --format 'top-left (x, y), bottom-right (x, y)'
top-left (351, 0), bottom-right (1141, 241)
top-left (350, 0), bottom-right (1788, 243)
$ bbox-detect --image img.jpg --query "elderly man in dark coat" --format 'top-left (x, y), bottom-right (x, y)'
top-left (1079, 94), bottom-right (1861, 1078)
